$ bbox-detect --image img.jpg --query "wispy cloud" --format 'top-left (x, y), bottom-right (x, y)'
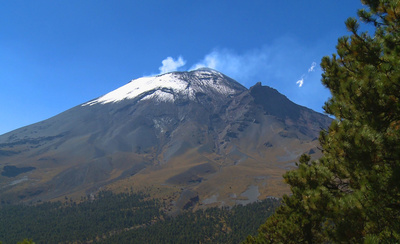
top-left (155, 37), bottom-right (330, 114)
top-left (296, 76), bottom-right (304, 87)
top-left (159, 56), bottom-right (186, 74)
top-left (190, 48), bottom-right (271, 85)
top-left (308, 62), bottom-right (317, 72)
top-left (296, 61), bottom-right (317, 87)
top-left (188, 38), bottom-right (319, 91)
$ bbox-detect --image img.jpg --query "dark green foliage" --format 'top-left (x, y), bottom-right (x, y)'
top-left (246, 0), bottom-right (400, 243)
top-left (100, 199), bottom-right (280, 244)
top-left (0, 191), bottom-right (162, 243)
top-left (0, 191), bottom-right (280, 244)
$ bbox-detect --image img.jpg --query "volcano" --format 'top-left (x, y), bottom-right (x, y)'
top-left (0, 68), bottom-right (331, 208)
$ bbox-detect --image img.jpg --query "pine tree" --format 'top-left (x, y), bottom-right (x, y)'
top-left (246, 0), bottom-right (400, 242)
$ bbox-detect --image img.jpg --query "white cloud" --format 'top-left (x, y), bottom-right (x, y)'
top-left (308, 62), bottom-right (317, 72)
top-left (296, 77), bottom-right (304, 87)
top-left (190, 48), bottom-right (270, 85)
top-left (191, 53), bottom-right (219, 70)
top-left (296, 61), bottom-right (317, 88)
top-left (159, 56), bottom-right (186, 74)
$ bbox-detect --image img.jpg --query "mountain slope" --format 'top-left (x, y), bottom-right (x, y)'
top-left (0, 69), bottom-right (331, 208)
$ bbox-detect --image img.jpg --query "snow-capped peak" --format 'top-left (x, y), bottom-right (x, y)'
top-left (83, 69), bottom-right (244, 106)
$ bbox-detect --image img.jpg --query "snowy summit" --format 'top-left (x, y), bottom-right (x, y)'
top-left (83, 68), bottom-right (245, 106)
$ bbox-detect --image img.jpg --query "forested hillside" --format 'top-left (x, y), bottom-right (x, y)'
top-left (0, 191), bottom-right (279, 243)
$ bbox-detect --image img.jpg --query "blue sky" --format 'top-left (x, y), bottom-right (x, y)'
top-left (1, 1), bottom-right (366, 135)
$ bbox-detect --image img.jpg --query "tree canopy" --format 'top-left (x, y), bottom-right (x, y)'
top-left (246, 0), bottom-right (400, 242)
top-left (0, 190), bottom-right (280, 243)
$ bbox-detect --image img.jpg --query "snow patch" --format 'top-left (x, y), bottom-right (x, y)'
top-left (141, 90), bottom-right (175, 102)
